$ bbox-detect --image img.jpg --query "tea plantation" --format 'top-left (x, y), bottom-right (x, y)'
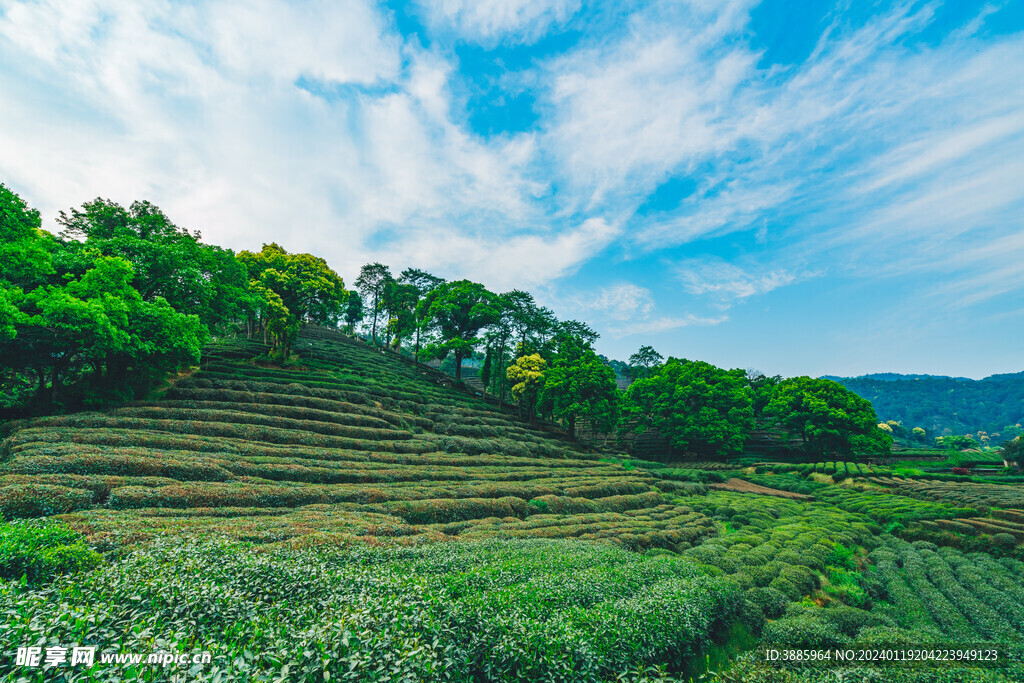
top-left (2, 328), bottom-right (1023, 681)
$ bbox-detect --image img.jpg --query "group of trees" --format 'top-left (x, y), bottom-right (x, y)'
top-left (0, 186), bottom-right (346, 412)
top-left (827, 374), bottom-right (1024, 436)
top-left (348, 262), bottom-right (619, 439)
top-left (619, 363), bottom-right (889, 459)
top-left (343, 260), bottom-right (890, 458)
top-left (1, 183), bottom-right (893, 460)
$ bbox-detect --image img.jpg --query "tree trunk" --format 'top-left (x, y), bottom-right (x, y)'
top-left (454, 350), bottom-right (463, 382)
top-left (567, 414), bottom-right (576, 441)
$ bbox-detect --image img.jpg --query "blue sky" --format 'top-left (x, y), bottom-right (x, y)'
top-left (1, 0), bottom-right (1022, 377)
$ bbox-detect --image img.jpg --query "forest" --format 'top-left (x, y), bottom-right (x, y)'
top-left (824, 374), bottom-right (1024, 440)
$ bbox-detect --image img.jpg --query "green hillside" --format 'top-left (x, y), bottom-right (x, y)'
top-left (825, 374), bottom-right (1024, 438)
top-left (3, 328), bottom-right (1024, 681)
top-left (2, 327), bottom-right (709, 550)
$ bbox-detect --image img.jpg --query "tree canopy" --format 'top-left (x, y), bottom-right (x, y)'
top-left (419, 280), bottom-right (500, 382)
top-left (765, 376), bottom-right (891, 458)
top-left (0, 186), bottom-right (207, 410)
top-left (622, 358), bottom-right (754, 457)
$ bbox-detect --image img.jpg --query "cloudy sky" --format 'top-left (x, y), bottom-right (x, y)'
top-left (1, 0), bottom-right (1022, 377)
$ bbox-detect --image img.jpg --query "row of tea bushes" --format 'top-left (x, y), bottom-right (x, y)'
top-left (0, 538), bottom-right (745, 682)
top-left (680, 492), bottom-right (878, 610)
top-left (757, 462), bottom-right (891, 479)
top-left (871, 476), bottom-right (1024, 510)
top-left (869, 537), bottom-right (1024, 642)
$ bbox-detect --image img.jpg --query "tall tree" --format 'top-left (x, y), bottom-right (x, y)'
top-left (354, 262), bottom-right (392, 345)
top-left (505, 290), bottom-right (556, 356)
top-left (540, 348), bottom-right (619, 440)
top-left (419, 280), bottom-right (499, 382)
top-left (381, 280), bottom-right (418, 350)
top-left (746, 370), bottom-right (783, 419)
top-left (622, 358), bottom-right (754, 458)
top-left (765, 377), bottom-right (891, 458)
top-left (238, 243), bottom-right (346, 360)
top-left (1, 186), bottom-right (206, 411)
top-left (398, 268), bottom-right (444, 362)
top-left (507, 353), bottom-right (547, 424)
top-left (628, 345), bottom-right (663, 380)
top-left (56, 198), bottom-right (254, 330)
top-left (343, 291), bottom-right (364, 334)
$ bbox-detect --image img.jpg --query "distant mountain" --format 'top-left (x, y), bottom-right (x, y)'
top-left (822, 372), bottom-right (1024, 436)
top-left (981, 371), bottom-right (1024, 382)
top-left (821, 373), bottom-right (972, 382)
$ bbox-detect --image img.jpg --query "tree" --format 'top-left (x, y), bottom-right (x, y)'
top-left (343, 292), bottom-right (364, 333)
top-left (746, 370), bottom-right (783, 418)
top-left (1001, 436), bottom-right (1022, 469)
top-left (540, 348), bottom-right (619, 440)
top-left (56, 198), bottom-right (254, 330)
top-left (419, 280), bottom-right (499, 382)
top-left (398, 268), bottom-right (444, 361)
top-left (935, 434), bottom-right (975, 450)
top-left (381, 280), bottom-right (419, 350)
top-left (507, 353), bottom-right (546, 423)
top-left (912, 426), bottom-right (927, 442)
top-left (622, 358), bottom-right (754, 457)
top-left (766, 377), bottom-right (891, 458)
top-left (354, 263), bottom-right (392, 345)
top-left (628, 345), bottom-right (663, 380)
top-left (2, 187), bottom-right (209, 411)
top-left (238, 243), bottom-right (346, 360)
top-left (885, 420), bottom-right (907, 437)
top-left (505, 290), bottom-right (556, 356)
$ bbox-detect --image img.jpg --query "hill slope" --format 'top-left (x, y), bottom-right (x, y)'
top-left (0, 326), bottom-right (711, 551)
top-left (822, 373), bottom-right (1024, 435)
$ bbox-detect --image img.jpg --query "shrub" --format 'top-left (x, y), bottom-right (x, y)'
top-left (992, 533), bottom-right (1016, 549)
top-left (0, 521), bottom-right (103, 585)
top-left (778, 565), bottom-right (817, 595)
top-left (769, 577), bottom-right (800, 601)
top-left (0, 484), bottom-right (93, 519)
top-left (746, 587), bottom-right (788, 618)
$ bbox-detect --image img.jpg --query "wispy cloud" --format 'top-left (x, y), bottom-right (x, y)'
top-left (0, 0), bottom-right (1021, 372)
top-left (416, 0), bottom-right (581, 45)
top-left (674, 259), bottom-right (805, 304)
top-left (606, 314), bottom-right (728, 339)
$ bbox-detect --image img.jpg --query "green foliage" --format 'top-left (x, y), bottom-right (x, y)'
top-left (540, 344), bottom-right (620, 439)
top-left (1, 538), bottom-right (744, 681)
top-left (622, 358), bottom-right (754, 457)
top-left (354, 262), bottom-right (392, 344)
top-left (238, 243), bottom-right (346, 359)
top-left (828, 373), bottom-right (1024, 436)
top-left (766, 376), bottom-right (892, 458)
top-left (935, 434), bottom-right (976, 450)
top-left (420, 280), bottom-right (500, 381)
top-left (507, 353), bottom-right (547, 419)
top-left (55, 197), bottom-right (255, 330)
top-left (0, 520), bottom-right (102, 584)
top-left (628, 345), bottom-right (663, 380)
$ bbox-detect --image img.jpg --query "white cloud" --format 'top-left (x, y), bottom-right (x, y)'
top-left (417, 0), bottom-right (580, 44)
top-left (588, 283), bottom-right (655, 321)
top-left (0, 0), bottom-right (550, 284)
top-left (565, 280), bottom-right (726, 339)
top-left (607, 314), bottom-right (727, 338)
top-left (1, 0), bottom-right (1022, 327)
top-left (378, 217), bottom-right (620, 292)
top-left (675, 259), bottom-right (801, 302)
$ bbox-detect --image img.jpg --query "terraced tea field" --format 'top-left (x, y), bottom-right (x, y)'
top-left (0, 328), bottom-right (709, 552)
top-left (3, 327), bottom-right (1024, 682)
